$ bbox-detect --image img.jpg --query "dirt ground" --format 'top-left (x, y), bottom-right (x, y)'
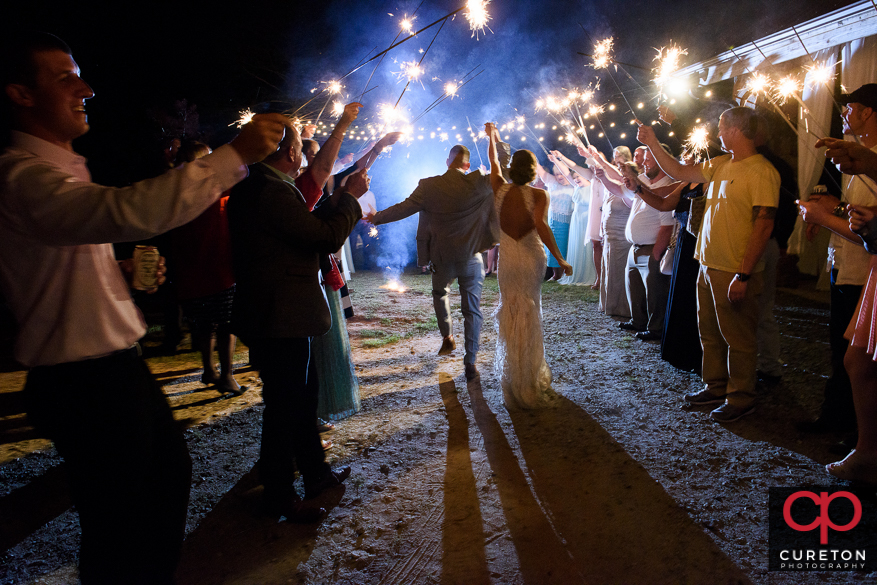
top-left (0, 269), bottom-right (874, 584)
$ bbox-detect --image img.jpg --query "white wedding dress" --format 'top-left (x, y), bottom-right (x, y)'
top-left (493, 184), bottom-right (557, 409)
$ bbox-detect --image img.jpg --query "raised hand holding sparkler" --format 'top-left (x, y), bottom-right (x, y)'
top-left (816, 137), bottom-right (877, 180)
top-left (229, 113), bottom-right (293, 165)
top-left (339, 167), bottom-right (371, 200)
top-left (657, 105), bottom-right (677, 125)
top-left (635, 119), bottom-right (659, 150)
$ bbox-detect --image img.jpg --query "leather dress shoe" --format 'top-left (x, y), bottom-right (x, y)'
top-left (635, 331), bottom-right (661, 341)
top-left (264, 494), bottom-right (325, 523)
top-left (617, 321), bottom-right (644, 332)
top-left (305, 466), bottom-right (352, 500)
top-left (438, 337), bottom-right (456, 356)
top-left (465, 363), bottom-right (479, 380)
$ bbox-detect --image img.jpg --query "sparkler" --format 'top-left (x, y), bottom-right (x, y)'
top-left (465, 115), bottom-right (485, 166)
top-left (773, 75), bottom-right (802, 106)
top-left (592, 37), bottom-right (613, 70)
top-left (412, 66), bottom-right (484, 123)
top-left (399, 16), bottom-right (415, 34)
top-left (396, 61), bottom-right (425, 84)
top-left (726, 45), bottom-right (847, 197)
top-left (335, 3), bottom-right (484, 103)
top-left (805, 62), bottom-right (835, 89)
top-left (465, 0), bottom-right (492, 39)
top-left (683, 125), bottom-right (712, 164)
top-left (230, 108), bottom-right (254, 129)
top-left (587, 104), bottom-right (613, 149)
top-left (745, 72), bottom-right (772, 99)
top-left (653, 44), bottom-right (688, 99)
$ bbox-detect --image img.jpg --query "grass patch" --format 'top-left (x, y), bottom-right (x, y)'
top-left (613, 336), bottom-right (633, 349)
top-left (414, 315), bottom-right (438, 332)
top-left (359, 329), bottom-right (388, 338)
top-left (362, 334), bottom-right (402, 348)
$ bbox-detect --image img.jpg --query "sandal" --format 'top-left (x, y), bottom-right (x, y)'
top-left (317, 419), bottom-right (335, 433)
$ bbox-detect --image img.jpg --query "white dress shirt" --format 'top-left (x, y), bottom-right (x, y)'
top-left (0, 131), bottom-right (247, 366)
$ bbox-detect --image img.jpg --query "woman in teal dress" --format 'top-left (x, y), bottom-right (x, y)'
top-left (312, 278), bottom-right (360, 422)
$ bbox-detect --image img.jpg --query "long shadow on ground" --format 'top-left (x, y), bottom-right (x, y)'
top-left (468, 378), bottom-right (753, 585)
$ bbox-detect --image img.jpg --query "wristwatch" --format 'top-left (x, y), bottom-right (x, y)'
top-left (735, 272), bottom-right (751, 282)
top-left (832, 203), bottom-right (849, 218)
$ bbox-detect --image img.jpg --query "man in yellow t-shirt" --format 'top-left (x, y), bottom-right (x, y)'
top-left (638, 107), bottom-right (780, 423)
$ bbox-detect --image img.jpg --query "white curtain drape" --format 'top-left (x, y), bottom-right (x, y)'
top-left (787, 47), bottom-right (838, 285)
top-left (790, 36), bottom-right (877, 288)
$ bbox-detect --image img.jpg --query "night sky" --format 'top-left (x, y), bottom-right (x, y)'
top-left (6, 0), bottom-right (860, 266)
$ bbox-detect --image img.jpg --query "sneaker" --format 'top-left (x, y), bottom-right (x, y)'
top-left (710, 402), bottom-right (756, 423)
top-left (684, 389), bottom-right (725, 406)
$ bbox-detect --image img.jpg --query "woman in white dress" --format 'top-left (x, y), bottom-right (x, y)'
top-left (485, 123), bottom-right (572, 409)
top-left (550, 151), bottom-right (597, 286)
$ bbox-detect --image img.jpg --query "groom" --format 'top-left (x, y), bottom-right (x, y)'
top-left (369, 144), bottom-right (506, 379)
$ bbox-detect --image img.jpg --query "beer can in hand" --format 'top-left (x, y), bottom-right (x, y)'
top-left (132, 245), bottom-right (160, 291)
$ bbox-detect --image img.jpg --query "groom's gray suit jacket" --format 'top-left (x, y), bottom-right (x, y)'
top-left (372, 167), bottom-right (501, 267)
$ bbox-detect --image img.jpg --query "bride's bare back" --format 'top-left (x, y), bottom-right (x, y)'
top-left (499, 184), bottom-right (539, 240)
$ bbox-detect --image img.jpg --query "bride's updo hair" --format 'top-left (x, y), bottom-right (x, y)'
top-left (509, 150), bottom-right (537, 185)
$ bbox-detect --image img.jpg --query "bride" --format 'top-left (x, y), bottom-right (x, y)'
top-left (485, 123), bottom-right (572, 409)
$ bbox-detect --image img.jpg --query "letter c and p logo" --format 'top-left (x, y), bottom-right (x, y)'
top-left (783, 491), bottom-right (862, 545)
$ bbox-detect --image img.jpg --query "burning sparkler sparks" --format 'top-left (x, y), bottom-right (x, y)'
top-left (653, 44), bottom-right (688, 97)
top-left (593, 37), bottom-right (613, 69)
top-left (465, 0), bottom-right (492, 39)
top-left (230, 108), bottom-right (254, 129)
top-left (805, 62), bottom-right (836, 88)
top-left (588, 104), bottom-right (605, 117)
top-left (444, 82), bottom-right (459, 97)
top-left (396, 61), bottom-right (424, 83)
top-left (399, 16), bottom-right (415, 33)
top-left (683, 125), bottom-right (711, 163)
top-left (746, 72), bottom-right (772, 97)
top-left (331, 101), bottom-right (345, 118)
top-left (369, 226), bottom-right (379, 238)
top-left (773, 75), bottom-right (802, 105)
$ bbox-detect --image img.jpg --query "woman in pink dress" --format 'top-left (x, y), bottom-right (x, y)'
top-left (826, 203), bottom-right (877, 483)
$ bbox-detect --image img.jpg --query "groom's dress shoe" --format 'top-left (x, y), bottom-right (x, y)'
top-left (465, 363), bottom-right (479, 380)
top-left (438, 337), bottom-right (456, 355)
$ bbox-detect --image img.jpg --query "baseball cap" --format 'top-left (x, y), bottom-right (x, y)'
top-left (841, 83), bottom-right (877, 111)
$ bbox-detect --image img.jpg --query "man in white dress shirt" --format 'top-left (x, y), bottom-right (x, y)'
top-left (0, 32), bottom-right (287, 584)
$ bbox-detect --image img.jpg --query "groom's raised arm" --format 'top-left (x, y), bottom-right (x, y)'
top-left (370, 182), bottom-right (428, 225)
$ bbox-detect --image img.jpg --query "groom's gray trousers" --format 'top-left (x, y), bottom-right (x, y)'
top-left (432, 253), bottom-right (485, 365)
